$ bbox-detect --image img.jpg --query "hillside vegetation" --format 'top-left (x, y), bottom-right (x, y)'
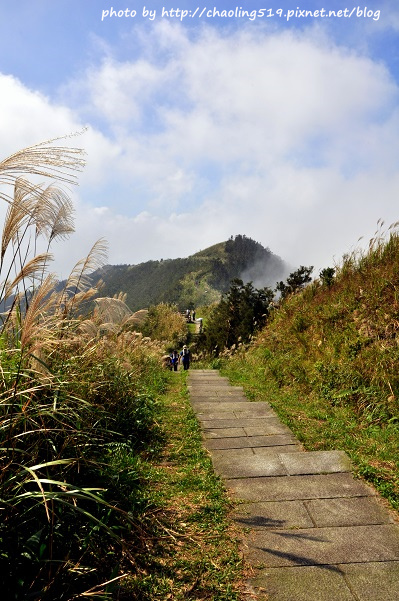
top-left (91, 235), bottom-right (287, 311)
top-left (221, 223), bottom-right (399, 510)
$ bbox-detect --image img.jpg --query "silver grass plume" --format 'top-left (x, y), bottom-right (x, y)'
top-left (3, 253), bottom-right (52, 301)
top-left (59, 239), bottom-right (108, 319)
top-left (0, 132), bottom-right (86, 205)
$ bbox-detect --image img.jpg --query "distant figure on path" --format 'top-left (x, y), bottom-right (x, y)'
top-left (192, 309), bottom-right (196, 322)
top-left (170, 350), bottom-right (179, 371)
top-left (197, 317), bottom-right (203, 333)
top-left (180, 345), bottom-right (191, 370)
top-left (162, 354), bottom-right (172, 370)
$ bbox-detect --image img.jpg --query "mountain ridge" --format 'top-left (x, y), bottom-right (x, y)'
top-left (90, 235), bottom-right (288, 311)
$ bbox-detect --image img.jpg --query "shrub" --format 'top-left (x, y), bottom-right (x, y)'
top-left (141, 302), bottom-right (187, 348)
top-left (200, 279), bottom-right (274, 356)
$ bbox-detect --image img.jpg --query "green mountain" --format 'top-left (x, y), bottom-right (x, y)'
top-left (91, 235), bottom-right (288, 311)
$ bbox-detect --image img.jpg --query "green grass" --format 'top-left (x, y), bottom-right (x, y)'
top-left (122, 371), bottom-right (245, 600)
top-left (209, 228), bottom-right (399, 514)
top-left (187, 322), bottom-right (197, 335)
top-left (220, 348), bottom-right (399, 512)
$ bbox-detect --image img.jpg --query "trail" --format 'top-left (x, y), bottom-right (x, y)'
top-left (188, 369), bottom-right (399, 601)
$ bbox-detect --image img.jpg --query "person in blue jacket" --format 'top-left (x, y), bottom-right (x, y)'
top-left (170, 350), bottom-right (179, 371)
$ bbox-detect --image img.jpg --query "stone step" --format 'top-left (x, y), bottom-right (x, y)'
top-left (246, 523), bottom-right (399, 567)
top-left (252, 561), bottom-right (399, 601)
top-left (194, 401), bottom-right (275, 417)
top-left (187, 370), bottom-right (399, 601)
top-left (226, 472), bottom-right (377, 502)
top-left (210, 450), bottom-right (352, 479)
top-left (204, 434), bottom-right (300, 450)
top-left (233, 496), bottom-right (394, 530)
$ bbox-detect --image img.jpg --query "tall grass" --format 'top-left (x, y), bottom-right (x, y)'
top-left (222, 222), bottom-right (399, 509)
top-left (0, 137), bottom-right (167, 599)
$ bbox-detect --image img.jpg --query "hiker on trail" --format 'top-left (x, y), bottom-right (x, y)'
top-left (170, 350), bottom-right (179, 372)
top-left (180, 345), bottom-right (191, 370)
top-left (162, 354), bottom-right (172, 370)
top-left (197, 317), bottom-right (203, 333)
top-left (192, 309), bottom-right (196, 322)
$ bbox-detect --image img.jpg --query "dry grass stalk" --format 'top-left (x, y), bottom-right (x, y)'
top-left (3, 253), bottom-right (52, 301)
top-left (60, 238), bottom-right (108, 304)
top-left (19, 274), bottom-right (58, 353)
top-left (1, 178), bottom-right (39, 264)
top-left (35, 184), bottom-right (75, 243)
top-left (0, 133), bottom-right (86, 199)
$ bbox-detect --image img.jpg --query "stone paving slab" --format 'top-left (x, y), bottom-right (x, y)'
top-left (188, 383), bottom-right (244, 389)
top-left (188, 382), bottom-right (239, 388)
top-left (305, 496), bottom-right (395, 527)
top-left (253, 562), bottom-right (399, 601)
top-left (188, 372), bottom-right (227, 377)
top-left (189, 392), bottom-right (246, 400)
top-left (252, 562), bottom-right (399, 601)
top-left (226, 472), bottom-right (377, 502)
top-left (189, 393), bottom-right (246, 399)
top-left (192, 401), bottom-right (251, 411)
top-left (211, 451), bottom-right (287, 479)
top-left (204, 434), bottom-right (300, 450)
top-left (187, 372), bottom-right (231, 386)
top-left (188, 381), bottom-right (244, 387)
top-left (234, 496), bottom-right (394, 531)
top-left (202, 417), bottom-right (290, 430)
top-left (197, 412), bottom-right (236, 421)
top-left (279, 450), bottom-right (352, 475)
top-left (189, 369), bottom-right (221, 373)
top-left (246, 524), bottom-right (399, 566)
top-left (234, 408), bottom-right (277, 418)
top-left (189, 392), bottom-right (248, 400)
top-left (209, 449), bottom-right (351, 479)
top-left (254, 445), bottom-right (302, 454)
top-left (189, 376), bottom-right (227, 380)
top-left (189, 380), bottom-right (232, 384)
top-left (204, 427), bottom-right (248, 438)
top-left (191, 398), bottom-right (250, 405)
top-left (251, 565), bottom-right (356, 601)
top-left (233, 500), bottom-right (315, 530)
top-left (340, 561), bottom-right (399, 601)
top-left (243, 424), bottom-right (293, 436)
top-left (213, 447), bottom-right (256, 456)
top-left (197, 407), bottom-right (277, 421)
top-left (204, 423), bottom-right (291, 438)
top-left (194, 402), bottom-right (274, 415)
top-left (188, 374), bottom-right (230, 379)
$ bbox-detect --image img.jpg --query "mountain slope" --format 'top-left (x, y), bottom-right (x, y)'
top-left (91, 235), bottom-right (287, 311)
top-left (223, 226), bottom-right (399, 509)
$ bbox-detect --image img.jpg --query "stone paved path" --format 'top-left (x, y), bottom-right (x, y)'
top-left (188, 370), bottom-right (399, 601)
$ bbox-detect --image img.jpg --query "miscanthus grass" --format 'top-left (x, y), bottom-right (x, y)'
top-left (0, 136), bottom-right (175, 599)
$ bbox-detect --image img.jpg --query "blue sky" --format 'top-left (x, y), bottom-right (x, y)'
top-left (0, 1), bottom-right (398, 279)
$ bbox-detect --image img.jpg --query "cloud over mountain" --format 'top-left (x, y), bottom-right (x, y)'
top-left (0, 21), bottom-right (398, 277)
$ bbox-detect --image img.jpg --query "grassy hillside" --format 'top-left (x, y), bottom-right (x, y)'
top-left (91, 235), bottom-right (287, 311)
top-left (221, 224), bottom-right (399, 510)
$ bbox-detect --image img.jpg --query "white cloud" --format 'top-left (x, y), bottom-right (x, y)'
top-left (0, 22), bottom-right (398, 286)
top-left (0, 74), bottom-right (77, 155)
